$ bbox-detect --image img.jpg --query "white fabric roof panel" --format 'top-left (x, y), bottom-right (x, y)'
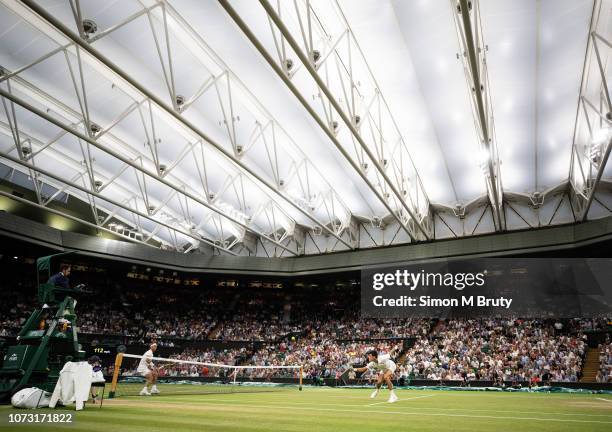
top-left (0, 0), bottom-right (609, 256)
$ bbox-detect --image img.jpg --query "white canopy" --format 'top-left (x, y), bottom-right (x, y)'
top-left (0, 0), bottom-right (610, 256)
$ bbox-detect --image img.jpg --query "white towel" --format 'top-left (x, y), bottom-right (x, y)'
top-left (49, 361), bottom-right (93, 410)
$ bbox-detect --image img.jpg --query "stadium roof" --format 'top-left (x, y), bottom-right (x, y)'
top-left (0, 0), bottom-right (611, 257)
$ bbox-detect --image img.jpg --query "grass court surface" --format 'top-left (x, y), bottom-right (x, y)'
top-left (1, 386), bottom-right (611, 431)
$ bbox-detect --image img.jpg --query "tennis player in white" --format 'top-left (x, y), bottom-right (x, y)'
top-left (353, 347), bottom-right (399, 403)
top-left (138, 343), bottom-right (160, 396)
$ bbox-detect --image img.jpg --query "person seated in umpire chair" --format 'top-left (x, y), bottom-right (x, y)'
top-left (47, 264), bottom-right (71, 289)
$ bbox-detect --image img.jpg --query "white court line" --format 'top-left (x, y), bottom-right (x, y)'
top-left (198, 393), bottom-right (612, 418)
top-left (135, 396), bottom-right (612, 417)
top-left (140, 392), bottom-right (612, 417)
top-left (169, 400), bottom-right (612, 424)
top-left (366, 394), bottom-right (435, 406)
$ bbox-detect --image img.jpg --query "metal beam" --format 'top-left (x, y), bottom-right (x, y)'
top-left (0, 115), bottom-right (186, 245)
top-left (218, 0), bottom-right (432, 242)
top-left (567, 0), bottom-right (612, 222)
top-left (580, 136), bottom-right (612, 221)
top-left (577, 31), bottom-right (612, 221)
top-left (0, 87), bottom-right (296, 256)
top-left (454, 0), bottom-right (505, 231)
top-left (19, 0), bottom-right (353, 251)
top-left (160, 1), bottom-right (358, 249)
top-left (259, 0), bottom-right (433, 241)
top-left (0, 152), bottom-right (237, 255)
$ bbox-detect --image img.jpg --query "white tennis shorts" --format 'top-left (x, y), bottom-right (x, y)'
top-left (138, 367), bottom-right (153, 376)
top-left (385, 362), bottom-right (397, 374)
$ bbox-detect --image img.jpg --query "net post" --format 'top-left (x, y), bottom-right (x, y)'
top-left (299, 365), bottom-right (303, 391)
top-left (108, 353), bottom-right (123, 398)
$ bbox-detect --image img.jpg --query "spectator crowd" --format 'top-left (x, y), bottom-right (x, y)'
top-left (403, 319), bottom-right (586, 383)
top-left (0, 265), bottom-right (610, 386)
top-left (597, 336), bottom-right (612, 383)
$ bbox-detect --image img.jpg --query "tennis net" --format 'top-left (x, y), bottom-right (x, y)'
top-left (108, 353), bottom-right (303, 397)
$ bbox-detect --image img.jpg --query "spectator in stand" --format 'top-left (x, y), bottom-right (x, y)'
top-left (596, 337), bottom-right (612, 383)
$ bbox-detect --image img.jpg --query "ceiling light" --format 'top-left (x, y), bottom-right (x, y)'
top-left (453, 204), bottom-right (466, 219)
top-left (82, 19), bottom-right (98, 37)
top-left (175, 94), bottom-right (185, 110)
top-left (311, 50), bottom-right (321, 63)
top-left (89, 123), bottom-right (101, 136)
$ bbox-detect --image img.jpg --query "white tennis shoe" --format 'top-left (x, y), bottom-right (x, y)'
top-left (139, 388), bottom-right (151, 396)
top-left (370, 389), bottom-right (379, 399)
top-left (388, 393), bottom-right (398, 403)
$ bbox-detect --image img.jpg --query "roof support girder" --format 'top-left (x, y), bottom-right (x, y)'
top-left (18, 0), bottom-right (354, 252)
top-left (218, 0), bottom-right (433, 242)
top-left (453, 0), bottom-right (505, 231)
top-left (0, 87), bottom-right (297, 255)
top-left (15, 1), bottom-right (352, 254)
top-left (0, 151), bottom-right (237, 254)
top-left (568, 0), bottom-right (612, 222)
